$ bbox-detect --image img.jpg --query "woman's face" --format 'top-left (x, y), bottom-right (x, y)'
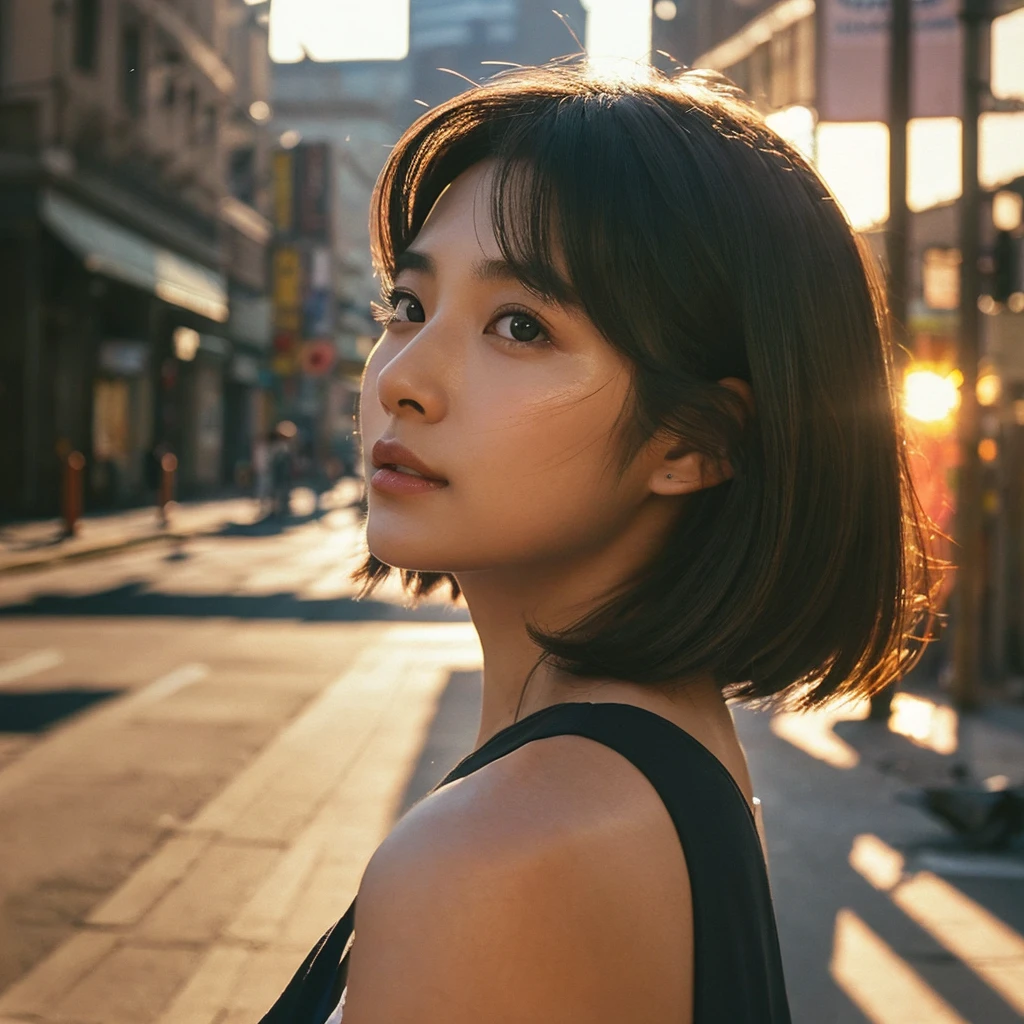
top-left (360, 160), bottom-right (659, 578)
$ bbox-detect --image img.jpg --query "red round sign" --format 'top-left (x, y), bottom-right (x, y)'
top-left (301, 340), bottom-right (335, 376)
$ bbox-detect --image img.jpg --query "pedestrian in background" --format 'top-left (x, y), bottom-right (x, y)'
top-left (252, 433), bottom-right (272, 517)
top-left (269, 424), bottom-right (295, 519)
top-left (260, 59), bottom-right (937, 1024)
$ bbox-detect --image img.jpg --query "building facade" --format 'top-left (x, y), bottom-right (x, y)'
top-left (409, 0), bottom-right (588, 106)
top-left (0, 0), bottom-right (273, 518)
top-left (269, 58), bottom-right (413, 466)
top-left (653, 0), bottom-right (1024, 677)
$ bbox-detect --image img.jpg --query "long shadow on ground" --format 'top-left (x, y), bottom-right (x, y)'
top-left (0, 689), bottom-right (123, 732)
top-left (212, 509), bottom-right (331, 538)
top-left (0, 582), bottom-right (471, 623)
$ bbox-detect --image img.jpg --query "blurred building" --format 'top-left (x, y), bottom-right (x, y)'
top-left (655, 0), bottom-right (1024, 677)
top-left (269, 58), bottom-right (414, 465)
top-left (0, 0), bottom-right (274, 519)
top-left (410, 0), bottom-right (588, 106)
top-left (656, 0), bottom-right (1024, 396)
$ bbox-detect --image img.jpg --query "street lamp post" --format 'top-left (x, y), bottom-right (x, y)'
top-left (871, 0), bottom-right (914, 721)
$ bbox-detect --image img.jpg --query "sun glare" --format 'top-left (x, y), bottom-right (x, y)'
top-left (904, 369), bottom-right (961, 425)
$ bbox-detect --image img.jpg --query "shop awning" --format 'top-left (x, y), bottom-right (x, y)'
top-left (41, 190), bottom-right (229, 323)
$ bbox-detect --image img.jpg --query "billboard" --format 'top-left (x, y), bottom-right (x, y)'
top-left (818, 0), bottom-right (966, 121)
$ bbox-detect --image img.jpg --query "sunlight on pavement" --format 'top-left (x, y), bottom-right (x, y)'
top-left (889, 694), bottom-right (958, 755)
top-left (850, 833), bottom-right (906, 891)
top-left (850, 834), bottom-right (1024, 1016)
top-left (770, 698), bottom-right (868, 769)
top-left (771, 692), bottom-right (958, 768)
top-left (0, 649), bottom-right (64, 687)
top-left (831, 908), bottom-right (970, 1024)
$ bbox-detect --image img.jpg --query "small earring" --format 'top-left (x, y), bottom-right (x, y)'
top-left (666, 474), bottom-right (673, 479)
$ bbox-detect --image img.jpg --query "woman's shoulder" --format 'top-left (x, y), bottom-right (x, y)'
top-left (343, 733), bottom-right (693, 1023)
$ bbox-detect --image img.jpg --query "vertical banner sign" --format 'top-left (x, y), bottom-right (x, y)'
top-left (272, 247), bottom-right (302, 331)
top-left (271, 142), bottom-right (336, 381)
top-left (818, 0), bottom-right (963, 122)
top-left (294, 143), bottom-right (335, 365)
top-left (272, 247), bottom-right (302, 376)
top-left (296, 143), bottom-right (332, 243)
top-left (271, 150), bottom-right (295, 235)
top-left (303, 247), bottom-right (334, 339)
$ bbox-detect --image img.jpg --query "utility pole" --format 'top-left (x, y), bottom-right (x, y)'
top-left (871, 0), bottom-right (913, 720)
top-left (950, 0), bottom-right (990, 712)
top-left (887, 0), bottom-right (912, 351)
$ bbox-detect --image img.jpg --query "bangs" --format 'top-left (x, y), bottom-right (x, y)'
top-left (370, 65), bottom-right (753, 385)
top-left (371, 94), bottom-right (584, 311)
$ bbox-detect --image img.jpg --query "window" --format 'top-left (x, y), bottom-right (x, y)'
top-left (203, 104), bottom-right (217, 145)
top-left (121, 23), bottom-right (142, 116)
top-left (186, 84), bottom-right (197, 137)
top-left (229, 147), bottom-right (255, 204)
top-left (74, 0), bottom-right (100, 73)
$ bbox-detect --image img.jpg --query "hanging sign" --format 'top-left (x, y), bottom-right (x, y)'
top-left (818, 0), bottom-right (964, 122)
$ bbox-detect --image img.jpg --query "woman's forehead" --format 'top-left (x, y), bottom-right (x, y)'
top-left (415, 161), bottom-right (502, 251)
top-left (410, 159), bottom-right (573, 291)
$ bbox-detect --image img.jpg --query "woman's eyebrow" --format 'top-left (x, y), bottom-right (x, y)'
top-left (395, 248), bottom-right (583, 311)
top-left (394, 248), bottom-right (515, 284)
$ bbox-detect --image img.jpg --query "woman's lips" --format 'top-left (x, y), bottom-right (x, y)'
top-left (371, 468), bottom-right (450, 495)
top-left (371, 438), bottom-right (447, 482)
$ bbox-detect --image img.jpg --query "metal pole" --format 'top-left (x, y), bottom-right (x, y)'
top-left (950, 0), bottom-right (989, 712)
top-left (51, 0), bottom-right (69, 146)
top-left (871, 0), bottom-right (914, 721)
top-left (887, 0), bottom-right (912, 352)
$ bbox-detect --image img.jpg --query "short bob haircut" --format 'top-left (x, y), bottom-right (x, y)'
top-left (352, 59), bottom-right (937, 709)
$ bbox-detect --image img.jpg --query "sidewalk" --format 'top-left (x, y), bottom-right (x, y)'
top-left (0, 483), bottom-right (363, 576)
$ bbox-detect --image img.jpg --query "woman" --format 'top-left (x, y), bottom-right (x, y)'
top-left (260, 60), bottom-right (934, 1023)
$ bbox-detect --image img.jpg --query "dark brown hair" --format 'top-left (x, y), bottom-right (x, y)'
top-left (352, 59), bottom-right (937, 708)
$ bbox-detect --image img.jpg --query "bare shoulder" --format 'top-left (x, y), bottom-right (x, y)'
top-left (342, 735), bottom-right (693, 1024)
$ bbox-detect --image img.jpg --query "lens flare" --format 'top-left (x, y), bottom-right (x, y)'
top-left (903, 369), bottom-right (961, 423)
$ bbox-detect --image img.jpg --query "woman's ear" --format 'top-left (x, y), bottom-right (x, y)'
top-left (649, 377), bottom-right (753, 497)
top-left (650, 449), bottom-right (732, 496)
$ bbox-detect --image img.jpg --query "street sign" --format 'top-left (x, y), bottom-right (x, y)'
top-left (300, 340), bottom-right (336, 376)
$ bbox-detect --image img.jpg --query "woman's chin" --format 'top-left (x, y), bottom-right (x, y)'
top-left (366, 541), bottom-right (453, 575)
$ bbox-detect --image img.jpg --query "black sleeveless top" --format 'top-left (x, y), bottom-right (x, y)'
top-left (258, 701), bottom-right (792, 1022)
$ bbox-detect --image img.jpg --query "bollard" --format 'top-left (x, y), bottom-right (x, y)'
top-left (158, 452), bottom-right (178, 528)
top-left (61, 451), bottom-right (86, 538)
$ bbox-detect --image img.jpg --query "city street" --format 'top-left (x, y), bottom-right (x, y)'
top-left (0, 494), bottom-right (1022, 1024)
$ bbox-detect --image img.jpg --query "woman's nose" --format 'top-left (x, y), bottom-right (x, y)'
top-left (372, 331), bottom-right (450, 424)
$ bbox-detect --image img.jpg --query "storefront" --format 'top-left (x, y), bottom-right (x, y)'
top-left (29, 188), bottom-right (230, 512)
top-left (91, 337), bottom-right (152, 506)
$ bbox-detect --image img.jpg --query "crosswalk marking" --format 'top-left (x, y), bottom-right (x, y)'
top-left (0, 649), bottom-right (63, 687)
top-left (125, 663), bottom-right (210, 710)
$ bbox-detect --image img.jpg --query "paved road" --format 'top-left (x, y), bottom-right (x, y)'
top-left (0, 498), bottom-right (1021, 1023)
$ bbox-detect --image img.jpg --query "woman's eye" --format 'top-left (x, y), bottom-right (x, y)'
top-left (391, 294), bottom-right (425, 323)
top-left (492, 312), bottom-right (548, 345)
